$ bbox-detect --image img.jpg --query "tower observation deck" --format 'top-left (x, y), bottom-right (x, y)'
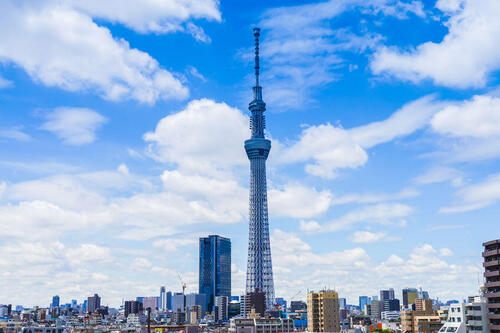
top-left (244, 27), bottom-right (275, 311)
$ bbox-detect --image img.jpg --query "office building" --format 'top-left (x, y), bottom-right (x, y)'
top-left (244, 28), bottom-right (275, 311)
top-left (275, 297), bottom-right (287, 310)
top-left (380, 289), bottom-right (395, 301)
top-left (229, 317), bottom-right (293, 333)
top-left (51, 296), bottom-right (60, 308)
top-left (229, 300), bottom-right (241, 318)
top-left (142, 296), bottom-right (159, 310)
top-left (381, 311), bottom-right (401, 320)
top-left (307, 290), bottom-right (340, 332)
top-left (290, 300), bottom-right (307, 312)
top-left (371, 300), bottom-right (381, 320)
top-left (172, 293), bottom-right (185, 313)
top-left (339, 297), bottom-right (347, 309)
top-left (401, 299), bottom-right (442, 333)
top-left (124, 300), bottom-right (143, 317)
top-left (383, 299), bottom-right (400, 312)
top-left (484, 239), bottom-right (500, 333)
top-left (241, 289), bottom-right (266, 318)
top-left (87, 294), bottom-right (101, 314)
top-left (186, 293), bottom-right (207, 316)
top-left (199, 235), bottom-right (231, 310)
top-left (419, 287), bottom-right (430, 299)
top-left (160, 287), bottom-right (166, 311)
top-left (403, 288), bottom-right (418, 308)
top-left (359, 296), bottom-right (370, 312)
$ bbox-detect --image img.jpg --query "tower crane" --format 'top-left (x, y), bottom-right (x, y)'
top-left (177, 272), bottom-right (186, 294)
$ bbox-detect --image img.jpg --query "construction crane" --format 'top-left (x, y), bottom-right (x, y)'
top-left (177, 272), bottom-right (186, 294)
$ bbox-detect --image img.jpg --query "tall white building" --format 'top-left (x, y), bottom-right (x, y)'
top-left (438, 296), bottom-right (489, 333)
top-left (160, 286), bottom-right (166, 311)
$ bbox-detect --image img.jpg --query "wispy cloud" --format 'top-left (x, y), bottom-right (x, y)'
top-left (40, 107), bottom-right (107, 145)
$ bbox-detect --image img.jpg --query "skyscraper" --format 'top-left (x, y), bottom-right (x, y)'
top-left (160, 286), bottom-right (166, 311)
top-left (359, 296), bottom-right (370, 312)
top-left (403, 288), bottom-right (418, 307)
top-left (51, 295), bottom-right (60, 308)
top-left (199, 235), bottom-right (231, 310)
top-left (87, 294), bottom-right (101, 314)
top-left (380, 288), bottom-right (395, 301)
top-left (245, 27), bottom-right (275, 312)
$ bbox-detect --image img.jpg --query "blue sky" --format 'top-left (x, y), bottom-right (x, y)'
top-left (1, 0), bottom-right (499, 307)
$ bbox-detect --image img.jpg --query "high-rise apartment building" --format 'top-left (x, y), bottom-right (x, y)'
top-left (380, 288), bottom-right (395, 301)
top-left (437, 296), bottom-right (489, 333)
top-left (307, 290), bottom-right (340, 333)
top-left (401, 299), bottom-right (442, 333)
top-left (124, 300), bottom-right (143, 317)
top-left (215, 296), bottom-right (228, 322)
top-left (483, 238), bottom-right (500, 333)
top-left (199, 235), bottom-right (231, 311)
top-left (244, 28), bottom-right (275, 311)
top-left (241, 289), bottom-right (266, 318)
top-left (87, 294), bottom-right (101, 314)
top-left (403, 288), bottom-right (418, 308)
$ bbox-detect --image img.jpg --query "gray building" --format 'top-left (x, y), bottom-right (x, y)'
top-left (172, 292), bottom-right (185, 312)
top-left (186, 293), bottom-right (208, 316)
top-left (380, 288), bottom-right (395, 301)
top-left (87, 294), bottom-right (100, 314)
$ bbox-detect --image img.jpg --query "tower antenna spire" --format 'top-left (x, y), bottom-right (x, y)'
top-left (253, 27), bottom-right (260, 88)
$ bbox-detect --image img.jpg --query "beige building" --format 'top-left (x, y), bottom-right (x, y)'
top-left (307, 290), bottom-right (340, 332)
top-left (401, 299), bottom-right (442, 333)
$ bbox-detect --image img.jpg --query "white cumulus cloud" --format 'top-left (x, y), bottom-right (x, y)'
top-left (371, 0), bottom-right (500, 88)
top-left (0, 1), bottom-right (189, 103)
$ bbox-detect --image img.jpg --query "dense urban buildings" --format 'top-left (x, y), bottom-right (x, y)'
top-left (307, 290), bottom-right (340, 332)
top-left (244, 27), bottom-right (275, 311)
top-left (401, 299), bottom-right (442, 333)
top-left (484, 238), bottom-right (500, 333)
top-left (199, 235), bottom-right (231, 311)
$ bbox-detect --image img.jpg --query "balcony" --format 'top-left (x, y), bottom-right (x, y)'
top-left (483, 249), bottom-right (500, 257)
top-left (489, 314), bottom-right (500, 320)
top-left (486, 271), bottom-right (500, 278)
top-left (486, 282), bottom-right (500, 288)
top-left (488, 304), bottom-right (500, 309)
top-left (466, 310), bottom-right (483, 316)
top-left (485, 293), bottom-right (500, 298)
top-left (489, 324), bottom-right (500, 330)
top-left (484, 260), bottom-right (500, 268)
top-left (467, 320), bottom-right (483, 326)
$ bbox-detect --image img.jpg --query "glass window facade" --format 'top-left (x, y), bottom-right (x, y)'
top-left (199, 235), bottom-right (231, 311)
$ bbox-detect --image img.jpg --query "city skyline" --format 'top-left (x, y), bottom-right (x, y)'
top-left (0, 0), bottom-right (499, 307)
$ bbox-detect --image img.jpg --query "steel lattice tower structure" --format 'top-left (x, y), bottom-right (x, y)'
top-left (244, 27), bottom-right (275, 311)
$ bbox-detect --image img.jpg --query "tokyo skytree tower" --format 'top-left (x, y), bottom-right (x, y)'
top-left (244, 27), bottom-right (275, 311)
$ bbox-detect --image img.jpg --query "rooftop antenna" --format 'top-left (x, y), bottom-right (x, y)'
top-left (252, 27), bottom-right (263, 101)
